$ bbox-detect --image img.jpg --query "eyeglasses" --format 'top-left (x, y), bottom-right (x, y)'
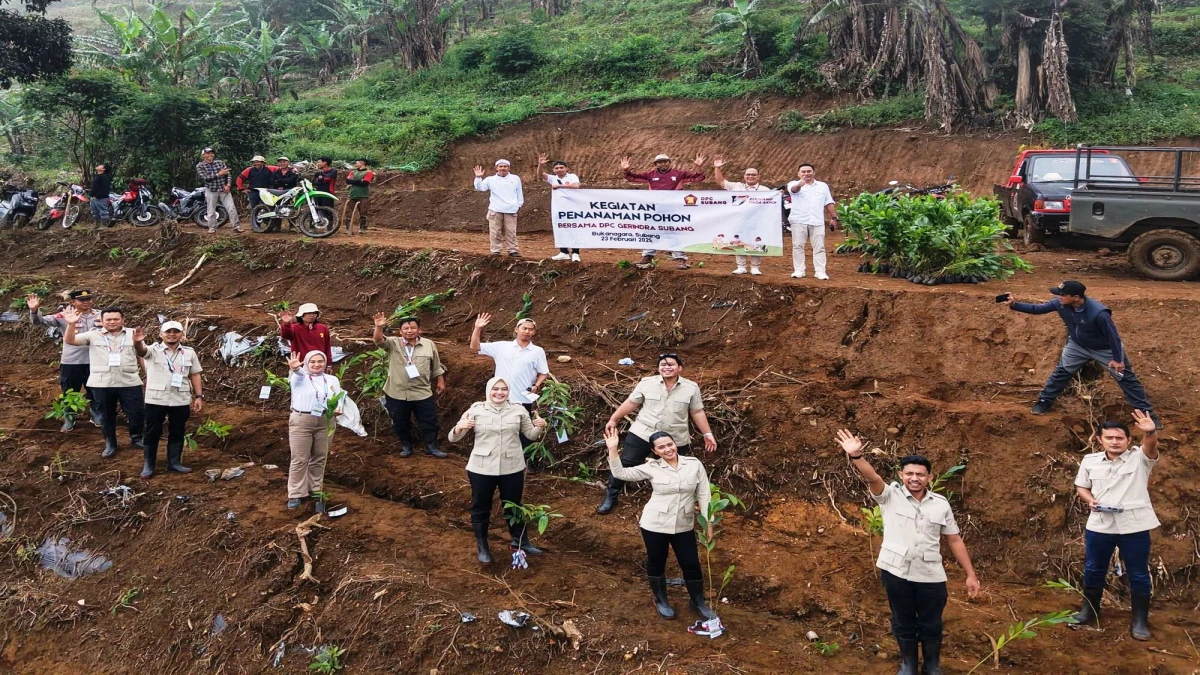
top-left (658, 353), bottom-right (681, 365)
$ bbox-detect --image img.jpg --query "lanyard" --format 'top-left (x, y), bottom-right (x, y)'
top-left (163, 345), bottom-right (184, 373)
top-left (308, 374), bottom-right (330, 404)
top-left (402, 339), bottom-right (416, 364)
top-left (102, 330), bottom-right (126, 354)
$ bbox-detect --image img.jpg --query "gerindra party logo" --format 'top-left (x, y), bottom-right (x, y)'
top-left (683, 194), bottom-right (698, 206)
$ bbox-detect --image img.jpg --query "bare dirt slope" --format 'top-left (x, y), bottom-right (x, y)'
top-left (0, 226), bottom-right (1198, 674)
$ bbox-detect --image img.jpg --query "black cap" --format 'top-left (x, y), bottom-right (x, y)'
top-left (69, 289), bottom-right (94, 300)
top-left (1050, 280), bottom-right (1086, 297)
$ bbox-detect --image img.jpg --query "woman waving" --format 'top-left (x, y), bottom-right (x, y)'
top-left (287, 350), bottom-right (342, 514)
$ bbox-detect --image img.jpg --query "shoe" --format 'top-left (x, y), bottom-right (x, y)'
top-left (509, 251), bottom-right (521, 257)
top-left (732, 267), bottom-right (747, 275)
top-left (130, 435), bottom-right (147, 451)
top-left (490, 251), bottom-right (501, 256)
top-left (472, 522), bottom-right (493, 564)
top-left (634, 255), bottom-right (655, 270)
top-left (791, 271), bottom-right (806, 279)
top-left (1031, 399), bottom-right (1052, 415)
top-left (511, 531), bottom-right (544, 556)
top-left (233, 227), bottom-right (245, 233)
top-left (60, 413), bottom-right (75, 432)
top-left (1072, 585), bottom-right (1103, 627)
top-left (399, 444), bottom-right (413, 458)
top-left (896, 638), bottom-right (919, 675)
top-left (287, 498), bottom-right (302, 510)
top-left (685, 579), bottom-right (717, 620)
top-left (166, 442), bottom-right (191, 473)
top-left (571, 253), bottom-right (581, 262)
top-left (595, 486), bottom-right (619, 514)
top-left (140, 441), bottom-right (156, 479)
top-left (920, 639), bottom-right (942, 675)
top-left (1130, 593), bottom-right (1151, 641)
top-left (425, 445), bottom-right (448, 459)
top-left (550, 252), bottom-right (571, 261)
top-left (1150, 413), bottom-right (1163, 430)
top-left (101, 436), bottom-right (117, 458)
top-left (647, 575), bottom-right (676, 619)
top-left (750, 267), bottom-right (762, 275)
top-left (676, 261), bottom-right (690, 270)
top-left (815, 273), bottom-right (830, 280)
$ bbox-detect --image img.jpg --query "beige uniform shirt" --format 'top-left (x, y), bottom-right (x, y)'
top-left (382, 336), bottom-right (445, 401)
top-left (1074, 447), bottom-right (1161, 535)
top-left (449, 401), bottom-right (544, 476)
top-left (143, 344), bottom-right (203, 407)
top-left (80, 329), bottom-right (142, 388)
top-left (628, 376), bottom-right (704, 445)
top-left (609, 455), bottom-right (711, 534)
top-left (873, 483), bottom-right (960, 583)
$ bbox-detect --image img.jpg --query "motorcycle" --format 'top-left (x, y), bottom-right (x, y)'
top-left (0, 184), bottom-right (38, 229)
top-left (108, 178), bottom-right (164, 227)
top-left (250, 179), bottom-right (338, 237)
top-left (162, 186), bottom-right (230, 228)
top-left (36, 182), bottom-right (87, 230)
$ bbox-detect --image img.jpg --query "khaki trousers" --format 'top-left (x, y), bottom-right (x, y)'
top-left (790, 222), bottom-right (826, 276)
top-left (486, 210), bottom-right (519, 254)
top-left (288, 412), bottom-right (332, 498)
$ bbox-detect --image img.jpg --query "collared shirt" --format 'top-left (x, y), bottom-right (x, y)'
top-left (382, 336), bottom-right (445, 401)
top-left (449, 401), bottom-right (543, 476)
top-left (628, 375), bottom-right (704, 445)
top-left (33, 308), bottom-right (101, 364)
top-left (196, 159), bottom-right (230, 192)
top-left (624, 168), bottom-right (706, 191)
top-left (872, 483), bottom-right (960, 583)
top-left (1075, 447), bottom-right (1160, 535)
top-left (722, 180), bottom-right (771, 192)
top-left (280, 321), bottom-right (333, 365)
top-left (288, 370), bottom-right (342, 416)
top-left (79, 328), bottom-right (142, 388)
top-left (786, 179), bottom-right (835, 226)
top-left (474, 174), bottom-right (525, 214)
top-left (143, 343), bottom-right (203, 407)
top-left (478, 340), bottom-right (549, 405)
top-left (609, 455), bottom-right (711, 534)
top-left (546, 173), bottom-right (580, 188)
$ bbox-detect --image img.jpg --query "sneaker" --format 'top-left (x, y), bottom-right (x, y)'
top-left (815, 273), bottom-right (830, 280)
top-left (287, 498), bottom-right (302, 510)
top-left (550, 252), bottom-right (571, 261)
top-left (634, 255), bottom-right (655, 270)
top-left (750, 267), bottom-right (762, 275)
top-left (676, 261), bottom-right (690, 270)
top-left (791, 272), bottom-right (806, 279)
top-left (1031, 399), bottom-right (1052, 415)
top-left (732, 267), bottom-right (747, 275)
top-left (509, 251), bottom-right (521, 257)
top-left (571, 253), bottom-right (581, 262)
top-left (490, 251), bottom-right (501, 256)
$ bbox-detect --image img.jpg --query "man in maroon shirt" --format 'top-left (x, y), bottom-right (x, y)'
top-left (622, 153), bottom-right (707, 269)
top-left (278, 303), bottom-right (333, 370)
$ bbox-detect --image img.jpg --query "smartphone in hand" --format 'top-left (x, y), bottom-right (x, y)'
top-left (995, 293), bottom-right (1011, 303)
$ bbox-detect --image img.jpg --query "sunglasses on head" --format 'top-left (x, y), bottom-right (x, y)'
top-left (658, 353), bottom-right (682, 365)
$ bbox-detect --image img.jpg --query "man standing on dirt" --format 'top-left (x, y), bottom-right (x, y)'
top-left (236, 155), bottom-right (276, 230)
top-left (470, 313), bottom-right (548, 444)
top-left (786, 163), bottom-right (837, 280)
top-left (835, 429), bottom-right (980, 675)
top-left (473, 159), bottom-right (525, 256)
top-left (278, 303), bottom-right (332, 368)
top-left (372, 312), bottom-right (447, 459)
top-left (622, 153), bottom-right (706, 270)
top-left (1070, 412), bottom-right (1160, 641)
top-left (596, 353), bottom-right (718, 515)
top-left (89, 163), bottom-right (113, 230)
top-left (1005, 280), bottom-right (1160, 427)
top-left (714, 155), bottom-right (771, 276)
top-left (312, 157), bottom-right (337, 208)
top-left (28, 289), bottom-right (104, 431)
top-left (62, 306), bottom-right (147, 458)
top-left (195, 147), bottom-right (243, 234)
top-left (134, 321), bottom-right (203, 478)
top-left (539, 153), bottom-right (582, 262)
top-left (343, 158), bottom-right (374, 235)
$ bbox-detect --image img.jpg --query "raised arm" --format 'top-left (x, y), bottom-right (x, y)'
top-left (132, 327), bottom-right (147, 356)
top-left (603, 427), bottom-right (653, 482)
top-left (1132, 410), bottom-right (1159, 460)
top-left (836, 429), bottom-right (886, 496)
top-left (472, 166), bottom-right (487, 192)
top-left (61, 307), bottom-right (87, 346)
top-left (27, 294), bottom-right (62, 329)
top-left (470, 313), bottom-right (490, 352)
top-left (1006, 295), bottom-right (1060, 315)
top-left (372, 312), bottom-right (388, 345)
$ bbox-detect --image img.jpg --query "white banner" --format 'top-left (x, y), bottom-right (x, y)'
top-left (551, 189), bottom-right (783, 256)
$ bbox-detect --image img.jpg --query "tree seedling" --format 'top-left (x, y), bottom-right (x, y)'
top-left (697, 484), bottom-right (745, 606)
top-left (967, 611), bottom-right (1077, 674)
top-left (111, 586), bottom-right (141, 615)
top-left (45, 390), bottom-right (89, 421)
top-left (1042, 578), bottom-right (1098, 628)
top-left (813, 640), bottom-right (839, 656)
top-left (308, 644), bottom-right (345, 673)
top-left (859, 505), bottom-right (884, 536)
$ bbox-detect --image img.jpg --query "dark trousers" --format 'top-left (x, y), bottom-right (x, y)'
top-left (316, 196), bottom-right (334, 208)
top-left (467, 469), bottom-right (525, 539)
top-left (559, 248), bottom-right (580, 254)
top-left (605, 434), bottom-right (691, 492)
top-left (1083, 528), bottom-right (1152, 595)
top-left (1040, 341), bottom-right (1154, 412)
top-left (383, 394), bottom-right (439, 449)
top-left (880, 569), bottom-right (947, 642)
top-left (59, 364), bottom-right (95, 403)
top-left (144, 404), bottom-right (190, 459)
top-left (641, 528), bottom-right (702, 580)
top-left (92, 386), bottom-right (144, 441)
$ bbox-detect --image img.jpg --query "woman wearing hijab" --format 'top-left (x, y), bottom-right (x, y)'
top-left (449, 377), bottom-right (547, 563)
top-left (603, 426), bottom-right (717, 621)
top-left (287, 350), bottom-right (343, 513)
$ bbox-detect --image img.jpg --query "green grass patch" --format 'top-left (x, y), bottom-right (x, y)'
top-left (1036, 82), bottom-right (1200, 146)
top-left (778, 92), bottom-right (924, 133)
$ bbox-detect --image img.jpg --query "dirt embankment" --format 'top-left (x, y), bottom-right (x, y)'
top-left (0, 228), bottom-right (1197, 673)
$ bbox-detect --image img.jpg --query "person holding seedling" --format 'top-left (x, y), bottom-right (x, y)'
top-left (134, 321), bottom-right (203, 478)
top-left (286, 350), bottom-right (343, 514)
top-left (28, 289), bottom-right (104, 431)
top-left (448, 377), bottom-right (547, 564)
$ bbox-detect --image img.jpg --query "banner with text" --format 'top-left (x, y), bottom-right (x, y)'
top-left (551, 188), bottom-right (783, 256)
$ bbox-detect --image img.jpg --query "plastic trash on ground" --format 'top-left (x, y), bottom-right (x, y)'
top-left (511, 549), bottom-right (528, 570)
top-left (688, 617), bottom-right (725, 639)
top-left (617, 358), bottom-right (635, 366)
top-left (37, 537), bottom-right (113, 579)
top-left (336, 396), bottom-right (367, 437)
top-left (460, 612), bottom-right (477, 623)
top-left (498, 610), bottom-right (530, 628)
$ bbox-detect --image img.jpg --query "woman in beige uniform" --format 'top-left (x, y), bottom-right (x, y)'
top-left (603, 426), bottom-right (717, 621)
top-left (449, 376), bottom-right (546, 563)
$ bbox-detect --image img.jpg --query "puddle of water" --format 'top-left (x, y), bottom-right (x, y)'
top-left (37, 537), bottom-right (113, 579)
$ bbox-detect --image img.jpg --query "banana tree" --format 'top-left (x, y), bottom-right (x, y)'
top-left (298, 21), bottom-right (342, 85)
top-left (0, 93), bottom-right (34, 156)
top-left (710, 0), bottom-right (761, 77)
top-left (227, 20), bottom-right (296, 100)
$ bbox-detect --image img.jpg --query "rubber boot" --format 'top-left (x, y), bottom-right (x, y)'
top-left (425, 443), bottom-right (447, 459)
top-left (140, 442), bottom-right (156, 478)
top-left (1130, 593), bottom-right (1151, 641)
top-left (1071, 585), bottom-right (1104, 627)
top-left (511, 529), bottom-right (544, 556)
top-left (920, 639), bottom-right (942, 675)
top-left (101, 433), bottom-right (118, 458)
top-left (472, 522), bottom-right (492, 564)
top-left (647, 575), bottom-right (676, 619)
top-left (895, 639), bottom-right (919, 675)
top-left (130, 434), bottom-right (147, 451)
top-left (60, 412), bottom-right (75, 432)
top-left (595, 484), bottom-right (620, 514)
top-left (399, 443), bottom-right (413, 458)
top-left (685, 579), bottom-right (717, 620)
top-left (166, 441), bottom-right (191, 473)
top-left (88, 401), bottom-right (103, 427)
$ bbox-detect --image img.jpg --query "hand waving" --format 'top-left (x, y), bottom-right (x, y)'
top-left (835, 429), bottom-right (864, 457)
top-left (712, 155), bottom-right (725, 168)
top-left (619, 156), bottom-right (631, 171)
top-left (25, 293), bottom-right (39, 311)
top-left (372, 311), bottom-right (388, 328)
top-left (61, 306), bottom-right (80, 324)
top-left (693, 153), bottom-right (707, 167)
top-left (286, 354), bottom-right (302, 371)
top-left (474, 312), bottom-right (492, 329)
top-left (537, 152), bottom-right (549, 166)
top-left (604, 425), bottom-right (620, 453)
top-left (473, 165), bottom-right (485, 178)
top-left (279, 309), bottom-right (294, 324)
top-left (1131, 410), bottom-right (1156, 434)
top-left (133, 326), bottom-right (145, 343)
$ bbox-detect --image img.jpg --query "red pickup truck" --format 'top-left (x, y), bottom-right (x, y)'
top-left (993, 148), bottom-right (1136, 245)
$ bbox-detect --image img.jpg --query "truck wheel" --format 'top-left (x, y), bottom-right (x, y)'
top-left (1022, 213), bottom-right (1044, 246)
top-left (1128, 229), bottom-right (1200, 281)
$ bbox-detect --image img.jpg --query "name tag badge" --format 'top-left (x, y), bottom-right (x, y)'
top-left (170, 373), bottom-right (185, 388)
top-left (311, 401), bottom-right (325, 417)
top-left (259, 385), bottom-right (272, 400)
top-left (556, 427), bottom-right (569, 444)
top-left (107, 353), bottom-right (122, 368)
top-left (405, 363), bottom-right (421, 378)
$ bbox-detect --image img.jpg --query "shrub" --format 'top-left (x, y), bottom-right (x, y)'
top-left (489, 26), bottom-right (542, 77)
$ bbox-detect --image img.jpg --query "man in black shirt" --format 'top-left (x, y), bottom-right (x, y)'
top-left (272, 157), bottom-right (300, 190)
top-left (89, 163), bottom-right (113, 229)
top-left (313, 157), bottom-right (337, 208)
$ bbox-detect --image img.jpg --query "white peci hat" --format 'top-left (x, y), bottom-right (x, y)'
top-left (161, 321), bottom-right (184, 332)
top-left (653, 154), bottom-right (670, 162)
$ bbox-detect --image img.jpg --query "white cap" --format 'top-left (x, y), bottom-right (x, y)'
top-left (654, 154), bottom-right (670, 162)
top-left (161, 321), bottom-right (184, 332)
top-left (297, 303), bottom-right (320, 316)
top-left (494, 159), bottom-right (511, 167)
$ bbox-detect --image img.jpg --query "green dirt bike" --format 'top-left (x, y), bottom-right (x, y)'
top-left (249, 179), bottom-right (339, 237)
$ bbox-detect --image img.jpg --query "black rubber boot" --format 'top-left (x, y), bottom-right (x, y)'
top-left (472, 522), bottom-right (492, 564)
top-left (920, 639), bottom-right (942, 675)
top-left (1071, 585), bottom-right (1104, 627)
top-left (425, 444), bottom-right (448, 459)
top-left (647, 575), bottom-right (675, 619)
top-left (511, 530), bottom-right (544, 556)
top-left (140, 442), bottom-right (156, 479)
top-left (130, 434), bottom-right (147, 451)
top-left (399, 443), bottom-right (413, 458)
top-left (88, 401), bottom-right (103, 427)
top-left (166, 442), bottom-right (191, 473)
top-left (101, 434), bottom-right (118, 458)
top-left (685, 579), bottom-right (717, 620)
top-left (895, 638), bottom-right (919, 675)
top-left (60, 413), bottom-right (75, 432)
top-left (595, 484), bottom-right (620, 514)
top-left (1130, 593), bottom-right (1151, 641)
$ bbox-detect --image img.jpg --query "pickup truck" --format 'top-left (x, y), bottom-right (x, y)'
top-left (994, 148), bottom-right (1136, 246)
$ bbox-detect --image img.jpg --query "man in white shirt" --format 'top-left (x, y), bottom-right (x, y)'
top-left (786, 163), bottom-right (837, 280)
top-left (473, 159), bottom-right (525, 257)
top-left (538, 153), bottom-right (583, 262)
top-left (1071, 412), bottom-right (1160, 641)
top-left (713, 156), bottom-right (772, 275)
top-left (470, 313), bottom-right (550, 445)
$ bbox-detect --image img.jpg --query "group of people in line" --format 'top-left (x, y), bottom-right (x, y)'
top-left (26, 271), bottom-right (1167, 671)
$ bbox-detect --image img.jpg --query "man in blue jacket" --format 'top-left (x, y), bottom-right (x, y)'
top-left (1006, 280), bottom-right (1159, 427)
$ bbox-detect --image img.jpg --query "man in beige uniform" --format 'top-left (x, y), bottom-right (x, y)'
top-left (713, 156), bottom-right (773, 276)
top-left (63, 306), bottom-right (145, 458)
top-left (135, 321), bottom-right (203, 478)
top-left (596, 353), bottom-right (718, 515)
top-left (372, 312), bottom-right (447, 458)
top-left (836, 429), bottom-right (980, 675)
